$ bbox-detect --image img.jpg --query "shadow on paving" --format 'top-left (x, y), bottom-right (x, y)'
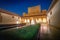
top-left (49, 25), bottom-right (60, 40)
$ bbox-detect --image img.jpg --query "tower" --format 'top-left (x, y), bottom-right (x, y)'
top-left (28, 5), bottom-right (41, 15)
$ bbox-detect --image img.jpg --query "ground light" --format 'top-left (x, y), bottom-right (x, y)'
top-left (25, 19), bottom-right (27, 23)
top-left (31, 19), bottom-right (35, 25)
top-left (17, 21), bottom-right (19, 24)
top-left (39, 18), bottom-right (42, 22)
top-left (27, 19), bottom-right (30, 23)
top-left (43, 18), bottom-right (47, 23)
top-left (16, 21), bottom-right (19, 29)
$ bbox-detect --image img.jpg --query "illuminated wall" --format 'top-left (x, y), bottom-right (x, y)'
top-left (22, 5), bottom-right (47, 24)
top-left (0, 13), bottom-right (2, 23)
top-left (0, 13), bottom-right (21, 24)
top-left (23, 5), bottom-right (47, 16)
top-left (47, 0), bottom-right (60, 27)
top-left (21, 16), bottom-right (47, 25)
top-left (27, 5), bottom-right (41, 16)
top-left (28, 5), bottom-right (41, 14)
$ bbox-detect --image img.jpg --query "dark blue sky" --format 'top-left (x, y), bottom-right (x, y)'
top-left (0, 0), bottom-right (52, 16)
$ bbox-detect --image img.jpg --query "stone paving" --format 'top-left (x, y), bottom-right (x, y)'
top-left (39, 23), bottom-right (60, 40)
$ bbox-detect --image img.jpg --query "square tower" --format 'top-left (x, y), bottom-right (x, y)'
top-left (28, 5), bottom-right (41, 15)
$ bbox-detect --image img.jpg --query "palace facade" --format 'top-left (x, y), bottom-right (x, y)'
top-left (21, 5), bottom-right (47, 25)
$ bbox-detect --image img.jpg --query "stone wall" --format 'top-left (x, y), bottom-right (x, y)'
top-left (0, 13), bottom-right (1, 22)
top-left (47, 0), bottom-right (60, 27)
top-left (0, 13), bottom-right (20, 24)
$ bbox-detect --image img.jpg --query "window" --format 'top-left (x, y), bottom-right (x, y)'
top-left (12, 16), bottom-right (14, 18)
top-left (50, 11), bottom-right (52, 15)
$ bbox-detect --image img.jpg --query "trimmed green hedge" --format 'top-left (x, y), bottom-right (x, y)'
top-left (0, 24), bottom-right (40, 40)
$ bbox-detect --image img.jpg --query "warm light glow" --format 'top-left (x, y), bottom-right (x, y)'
top-left (39, 18), bottom-right (42, 22)
top-left (20, 18), bottom-right (21, 21)
top-left (43, 18), bottom-right (46, 23)
top-left (31, 19), bottom-right (35, 25)
top-left (36, 18), bottom-right (42, 23)
top-left (43, 26), bottom-right (48, 30)
top-left (25, 19), bottom-right (27, 23)
top-left (27, 19), bottom-right (30, 23)
top-left (17, 21), bottom-right (19, 24)
top-left (40, 24), bottom-right (50, 33)
top-left (41, 26), bottom-right (48, 33)
top-left (19, 18), bottom-right (21, 23)
top-left (36, 19), bottom-right (40, 23)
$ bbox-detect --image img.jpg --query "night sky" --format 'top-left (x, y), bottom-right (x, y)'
top-left (0, 0), bottom-right (52, 16)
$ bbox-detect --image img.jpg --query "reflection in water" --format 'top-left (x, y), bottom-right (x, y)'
top-left (40, 23), bottom-right (50, 34)
top-left (40, 23), bottom-right (51, 40)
